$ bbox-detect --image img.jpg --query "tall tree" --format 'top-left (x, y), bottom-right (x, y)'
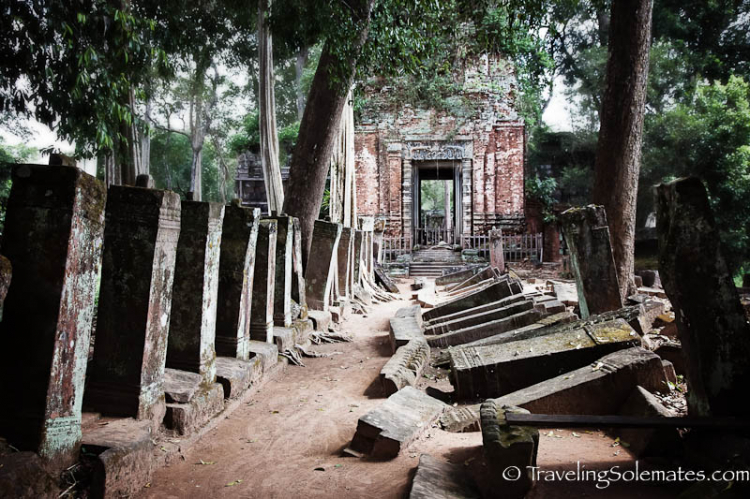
top-left (592, 0), bottom-right (653, 300)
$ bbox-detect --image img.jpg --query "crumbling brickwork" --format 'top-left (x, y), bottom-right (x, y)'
top-left (355, 54), bottom-right (526, 239)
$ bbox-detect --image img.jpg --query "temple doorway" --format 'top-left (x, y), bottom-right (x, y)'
top-left (413, 160), bottom-right (461, 247)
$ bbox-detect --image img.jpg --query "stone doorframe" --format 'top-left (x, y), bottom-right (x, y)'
top-left (401, 138), bottom-right (473, 248)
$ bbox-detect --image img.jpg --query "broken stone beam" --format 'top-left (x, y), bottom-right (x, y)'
top-left (450, 319), bottom-right (641, 400)
top-left (492, 347), bottom-right (669, 414)
top-left (0, 165), bottom-right (105, 467)
top-left (166, 201), bottom-right (224, 385)
top-left (426, 298), bottom-right (534, 336)
top-left (657, 177), bottom-right (750, 417)
top-left (349, 387), bottom-right (447, 458)
top-left (390, 306), bottom-right (424, 352)
top-left (423, 279), bottom-right (519, 322)
top-left (448, 266), bottom-right (495, 293)
top-left (336, 227), bottom-right (354, 298)
top-left (464, 311), bottom-right (577, 348)
top-left (380, 338), bottom-right (430, 396)
top-left (291, 217), bottom-right (308, 319)
top-left (426, 294), bottom-right (527, 327)
top-left (250, 219), bottom-right (278, 343)
top-left (215, 205), bottom-right (260, 360)
top-left (267, 215), bottom-right (294, 327)
top-left (435, 267), bottom-right (483, 286)
top-left (408, 454), bottom-right (480, 499)
top-left (480, 402), bottom-right (538, 499)
top-left (560, 205), bottom-right (623, 318)
top-left (489, 228), bottom-right (505, 272)
top-left (85, 185), bottom-right (180, 425)
top-left (428, 308), bottom-right (542, 349)
top-left (304, 220), bottom-right (342, 311)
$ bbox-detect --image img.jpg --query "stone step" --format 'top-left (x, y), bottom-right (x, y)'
top-left (348, 387), bottom-right (448, 458)
top-left (450, 319), bottom-right (642, 400)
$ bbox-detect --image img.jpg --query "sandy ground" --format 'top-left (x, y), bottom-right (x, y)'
top-left (137, 282), bottom-right (680, 499)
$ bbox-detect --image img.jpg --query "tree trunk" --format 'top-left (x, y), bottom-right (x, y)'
top-left (294, 46), bottom-right (309, 121)
top-left (592, 0), bottom-right (653, 302)
top-left (282, 0), bottom-right (375, 267)
top-left (444, 181), bottom-right (452, 232)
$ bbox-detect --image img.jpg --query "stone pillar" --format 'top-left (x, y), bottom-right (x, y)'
top-left (560, 205), bottom-right (623, 319)
top-left (402, 157), bottom-right (413, 245)
top-left (305, 220), bottom-right (342, 311)
top-left (373, 217), bottom-right (386, 264)
top-left (216, 206), bottom-right (260, 360)
top-left (657, 177), bottom-right (750, 417)
top-left (166, 202), bottom-right (224, 385)
top-left (353, 230), bottom-right (364, 284)
top-left (489, 228), bottom-right (505, 272)
top-left (250, 219), bottom-right (277, 343)
top-left (291, 217), bottom-right (308, 320)
top-left (336, 227), bottom-right (354, 298)
top-left (85, 186), bottom-right (180, 424)
top-left (0, 165), bottom-right (105, 467)
top-left (360, 216), bottom-right (375, 278)
top-left (267, 215), bottom-right (293, 327)
top-left (461, 158), bottom-right (473, 239)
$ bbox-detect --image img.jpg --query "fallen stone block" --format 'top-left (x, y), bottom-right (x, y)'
top-left (654, 341), bottom-right (684, 376)
top-left (480, 402), bottom-right (538, 499)
top-left (423, 280), bottom-right (519, 322)
top-left (215, 357), bottom-right (257, 399)
top-left (408, 454), bottom-right (480, 499)
top-left (376, 265), bottom-right (399, 293)
top-left (426, 294), bottom-right (527, 327)
top-left (0, 451), bottom-right (58, 499)
top-left (380, 339), bottom-right (430, 396)
top-left (464, 311), bottom-right (579, 348)
top-left (81, 418), bottom-right (153, 499)
top-left (411, 278), bottom-right (425, 291)
top-left (308, 310), bottom-right (332, 331)
top-left (552, 281), bottom-right (578, 306)
top-left (617, 386), bottom-right (680, 458)
top-left (428, 308), bottom-right (543, 349)
top-left (395, 305), bottom-right (423, 327)
top-left (293, 318), bottom-right (314, 345)
top-left (586, 302), bottom-right (663, 336)
top-left (435, 267), bottom-right (484, 286)
top-left (349, 387), bottom-right (447, 458)
top-left (534, 298), bottom-right (566, 315)
top-left (164, 383), bottom-right (225, 436)
top-left (426, 299), bottom-right (534, 336)
top-left (638, 286), bottom-right (667, 299)
top-left (662, 360), bottom-right (677, 386)
top-left (448, 266), bottom-right (496, 293)
top-left (163, 368), bottom-right (203, 404)
top-left (447, 277), bottom-right (498, 297)
top-left (450, 319), bottom-right (641, 399)
top-left (389, 316), bottom-right (424, 353)
top-left (493, 347), bottom-right (670, 414)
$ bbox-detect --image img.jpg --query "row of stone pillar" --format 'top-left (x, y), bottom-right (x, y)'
top-left (0, 164), bottom-right (335, 468)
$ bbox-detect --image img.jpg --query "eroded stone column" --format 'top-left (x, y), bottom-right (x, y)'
top-left (657, 177), bottom-right (750, 417)
top-left (560, 205), bottom-right (622, 318)
top-left (250, 219), bottom-right (277, 343)
top-left (216, 206), bottom-right (260, 360)
top-left (353, 230), bottom-right (364, 284)
top-left (360, 216), bottom-right (375, 278)
top-left (291, 218), bottom-right (308, 320)
top-left (85, 186), bottom-right (181, 425)
top-left (0, 165), bottom-right (105, 467)
top-left (267, 215), bottom-right (293, 327)
top-left (489, 228), bottom-right (505, 271)
top-left (166, 201), bottom-right (224, 385)
top-left (336, 227), bottom-right (354, 298)
top-left (305, 220), bottom-right (342, 311)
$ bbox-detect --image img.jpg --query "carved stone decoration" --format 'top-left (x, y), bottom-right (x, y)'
top-left (404, 141), bottom-right (467, 161)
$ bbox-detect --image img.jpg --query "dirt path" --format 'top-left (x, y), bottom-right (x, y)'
top-left (138, 284), bottom-right (678, 499)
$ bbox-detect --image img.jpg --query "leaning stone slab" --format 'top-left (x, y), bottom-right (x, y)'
top-left (447, 277), bottom-right (499, 297)
top-left (560, 205), bottom-right (623, 318)
top-left (426, 294), bottom-right (527, 327)
top-left (85, 186), bottom-right (180, 428)
top-left (336, 227), bottom-right (354, 298)
top-left (428, 308), bottom-right (543, 349)
top-left (167, 201), bottom-right (224, 385)
top-left (423, 279), bottom-right (519, 322)
top-left (389, 317), bottom-right (424, 353)
top-left (250, 219), bottom-right (278, 343)
top-left (426, 299), bottom-right (534, 336)
top-left (375, 265), bottom-right (399, 293)
top-left (448, 266), bottom-right (496, 293)
top-left (216, 206), bottom-right (260, 360)
top-left (215, 357), bottom-right (257, 399)
top-left (657, 177), bottom-right (750, 417)
top-left (450, 319), bottom-right (641, 399)
top-left (305, 220), bottom-right (342, 310)
top-left (480, 402), bottom-right (538, 499)
top-left (267, 215), bottom-right (294, 327)
top-left (291, 218), bottom-right (308, 319)
top-left (380, 338), bottom-right (430, 395)
top-left (81, 418), bottom-right (153, 499)
top-left (349, 387), bottom-right (447, 458)
top-left (493, 347), bottom-right (669, 414)
top-left (0, 165), bottom-right (105, 468)
top-left (464, 311), bottom-right (578, 348)
top-left (436, 267), bottom-right (484, 286)
top-left (164, 381), bottom-right (225, 436)
top-left (409, 454), bottom-right (480, 499)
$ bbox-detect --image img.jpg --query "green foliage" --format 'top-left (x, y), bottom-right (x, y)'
top-left (229, 112), bottom-right (261, 156)
top-left (525, 175), bottom-right (558, 222)
top-left (0, 139), bottom-right (36, 233)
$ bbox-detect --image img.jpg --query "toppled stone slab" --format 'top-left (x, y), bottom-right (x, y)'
top-left (215, 356), bottom-right (258, 399)
top-left (426, 299), bottom-right (534, 336)
top-left (617, 386), bottom-right (680, 457)
top-left (375, 265), bottom-right (399, 293)
top-left (396, 305), bottom-right (424, 326)
top-left (349, 387), bottom-right (447, 458)
top-left (436, 267), bottom-right (484, 286)
top-left (534, 298), bottom-right (566, 315)
top-left (450, 319), bottom-right (641, 399)
top-left (426, 294), bottom-right (527, 327)
top-left (81, 418), bottom-right (153, 499)
top-left (423, 280), bottom-right (519, 322)
top-left (409, 454), bottom-right (480, 499)
top-left (164, 383), bottom-right (225, 436)
top-left (447, 277), bottom-right (499, 297)
top-left (448, 266), bottom-right (496, 293)
top-left (308, 310), bottom-right (332, 331)
top-left (389, 316), bottom-right (424, 353)
top-left (428, 309), bottom-right (543, 349)
top-left (464, 311), bottom-right (578, 348)
top-left (493, 347), bottom-right (669, 414)
top-left (380, 339), bottom-right (430, 395)
top-left (480, 403), bottom-right (538, 499)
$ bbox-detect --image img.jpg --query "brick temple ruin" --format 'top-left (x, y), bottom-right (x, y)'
top-left (354, 54), bottom-right (526, 246)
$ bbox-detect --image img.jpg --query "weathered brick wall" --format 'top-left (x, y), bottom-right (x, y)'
top-left (355, 54), bottom-right (526, 238)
